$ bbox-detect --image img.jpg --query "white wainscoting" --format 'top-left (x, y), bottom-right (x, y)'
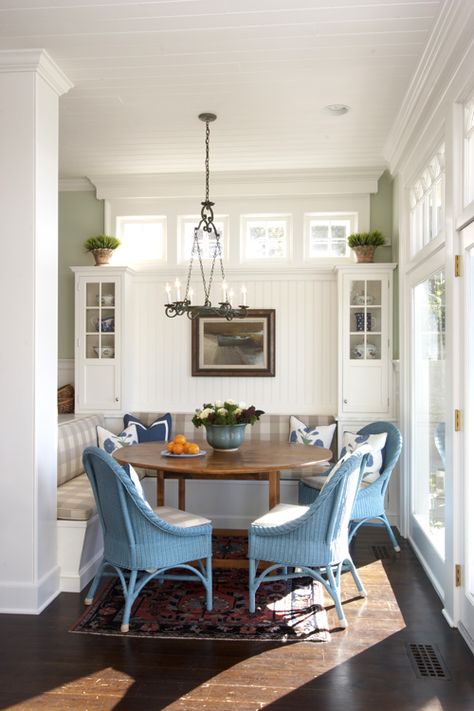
top-left (58, 358), bottom-right (74, 388)
top-left (128, 269), bottom-right (338, 415)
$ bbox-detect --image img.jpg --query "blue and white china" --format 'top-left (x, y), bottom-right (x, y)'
top-left (353, 342), bottom-right (377, 359)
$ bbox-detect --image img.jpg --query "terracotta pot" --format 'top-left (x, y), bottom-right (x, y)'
top-left (352, 245), bottom-right (376, 263)
top-left (92, 248), bottom-right (114, 266)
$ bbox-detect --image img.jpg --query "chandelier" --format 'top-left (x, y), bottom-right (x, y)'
top-left (164, 113), bottom-right (248, 321)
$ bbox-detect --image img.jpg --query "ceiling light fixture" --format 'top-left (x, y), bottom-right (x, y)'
top-left (164, 113), bottom-right (248, 321)
top-left (324, 104), bottom-right (350, 116)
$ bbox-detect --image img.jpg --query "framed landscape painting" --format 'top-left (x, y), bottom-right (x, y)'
top-left (191, 309), bottom-right (275, 376)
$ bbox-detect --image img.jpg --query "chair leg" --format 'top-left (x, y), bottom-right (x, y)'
top-left (381, 514), bottom-right (401, 552)
top-left (84, 559), bottom-right (106, 605)
top-left (248, 558), bottom-right (257, 614)
top-left (121, 569), bottom-right (138, 633)
top-left (326, 565), bottom-right (347, 629)
top-left (205, 556), bottom-right (213, 612)
top-left (345, 557), bottom-right (367, 598)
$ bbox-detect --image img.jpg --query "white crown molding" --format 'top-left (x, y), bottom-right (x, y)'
top-left (0, 49), bottom-right (73, 96)
top-left (59, 178), bottom-right (95, 192)
top-left (384, 0), bottom-right (474, 174)
top-left (89, 167), bottom-right (385, 200)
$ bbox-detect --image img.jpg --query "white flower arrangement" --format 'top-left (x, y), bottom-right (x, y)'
top-left (192, 400), bottom-right (264, 427)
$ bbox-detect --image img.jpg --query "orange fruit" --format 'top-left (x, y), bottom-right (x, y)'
top-left (166, 441), bottom-right (175, 452)
top-left (187, 443), bottom-right (200, 455)
top-left (172, 443), bottom-right (185, 455)
top-left (174, 434), bottom-right (187, 445)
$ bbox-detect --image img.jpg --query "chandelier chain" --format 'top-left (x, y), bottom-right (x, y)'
top-left (205, 120), bottom-right (210, 203)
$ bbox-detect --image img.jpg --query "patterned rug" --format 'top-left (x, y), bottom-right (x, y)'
top-left (71, 566), bottom-right (330, 643)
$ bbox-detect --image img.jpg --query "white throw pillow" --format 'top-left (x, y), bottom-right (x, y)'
top-left (340, 431), bottom-right (388, 483)
top-left (289, 416), bottom-right (336, 450)
top-left (96, 424), bottom-right (150, 506)
top-left (123, 463), bottom-right (151, 510)
top-left (321, 443), bottom-right (372, 492)
top-left (97, 424), bottom-right (138, 454)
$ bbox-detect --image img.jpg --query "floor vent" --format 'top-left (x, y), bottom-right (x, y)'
top-left (372, 544), bottom-right (390, 560)
top-left (407, 643), bottom-right (450, 680)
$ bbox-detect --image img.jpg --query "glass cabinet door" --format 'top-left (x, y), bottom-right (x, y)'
top-left (349, 279), bottom-right (382, 361)
top-left (85, 282), bottom-right (116, 360)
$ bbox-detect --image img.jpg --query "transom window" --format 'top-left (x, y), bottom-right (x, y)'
top-left (464, 96), bottom-right (474, 207)
top-left (409, 144), bottom-right (445, 256)
top-left (178, 215), bottom-right (227, 262)
top-left (115, 216), bottom-right (166, 262)
top-left (305, 213), bottom-right (357, 258)
top-left (241, 215), bottom-right (290, 260)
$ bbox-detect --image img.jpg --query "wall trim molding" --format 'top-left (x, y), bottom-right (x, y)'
top-left (0, 49), bottom-right (73, 95)
top-left (384, 1), bottom-right (474, 173)
top-left (0, 565), bottom-right (60, 614)
top-left (59, 178), bottom-right (95, 192)
top-left (89, 167), bottom-right (385, 200)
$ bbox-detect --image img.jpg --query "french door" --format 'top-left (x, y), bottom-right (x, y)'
top-left (408, 251), bottom-right (448, 594)
top-left (458, 221), bottom-right (474, 646)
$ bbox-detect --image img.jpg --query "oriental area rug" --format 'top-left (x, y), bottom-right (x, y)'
top-left (70, 537), bottom-right (330, 643)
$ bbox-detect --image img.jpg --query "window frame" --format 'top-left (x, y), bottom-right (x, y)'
top-left (464, 95), bottom-right (474, 208)
top-left (240, 213), bottom-right (292, 263)
top-left (177, 214), bottom-right (229, 264)
top-left (409, 144), bottom-right (445, 258)
top-left (114, 214), bottom-right (167, 264)
top-left (303, 212), bottom-right (358, 260)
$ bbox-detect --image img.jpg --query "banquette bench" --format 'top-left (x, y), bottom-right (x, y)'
top-left (57, 412), bottom-right (336, 591)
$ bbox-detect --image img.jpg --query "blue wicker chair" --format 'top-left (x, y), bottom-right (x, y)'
top-left (82, 447), bottom-right (213, 632)
top-left (299, 421), bottom-right (402, 551)
top-left (248, 447), bottom-right (370, 629)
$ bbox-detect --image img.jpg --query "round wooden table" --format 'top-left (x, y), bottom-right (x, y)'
top-left (113, 440), bottom-right (332, 511)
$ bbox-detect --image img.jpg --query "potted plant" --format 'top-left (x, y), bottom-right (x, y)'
top-left (84, 235), bottom-right (121, 266)
top-left (347, 230), bottom-right (385, 263)
top-left (192, 399), bottom-right (264, 451)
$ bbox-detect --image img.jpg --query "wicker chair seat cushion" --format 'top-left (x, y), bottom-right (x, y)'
top-left (152, 506), bottom-right (211, 528)
top-left (252, 503), bottom-right (309, 528)
top-left (57, 473), bottom-right (97, 521)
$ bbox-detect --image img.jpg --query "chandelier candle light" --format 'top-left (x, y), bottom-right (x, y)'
top-left (165, 113), bottom-right (248, 321)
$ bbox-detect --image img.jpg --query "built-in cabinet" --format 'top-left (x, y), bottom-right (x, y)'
top-left (71, 266), bottom-right (133, 414)
top-left (335, 264), bottom-right (397, 445)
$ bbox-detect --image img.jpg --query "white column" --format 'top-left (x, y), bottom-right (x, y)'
top-left (0, 50), bottom-right (72, 613)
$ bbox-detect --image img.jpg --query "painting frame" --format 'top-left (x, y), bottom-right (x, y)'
top-left (191, 309), bottom-right (275, 377)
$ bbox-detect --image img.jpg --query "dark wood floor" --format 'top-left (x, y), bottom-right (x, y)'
top-left (1, 529), bottom-right (474, 711)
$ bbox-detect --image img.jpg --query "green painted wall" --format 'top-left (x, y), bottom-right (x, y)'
top-left (370, 170), bottom-right (393, 262)
top-left (58, 191), bottom-right (104, 358)
top-left (369, 169), bottom-right (399, 358)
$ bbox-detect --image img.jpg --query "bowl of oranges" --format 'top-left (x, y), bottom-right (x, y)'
top-left (161, 434), bottom-right (205, 458)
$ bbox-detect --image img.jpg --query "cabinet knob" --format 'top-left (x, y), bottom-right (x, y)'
top-left (115, 397), bottom-right (119, 402)
top-left (344, 399), bottom-right (348, 404)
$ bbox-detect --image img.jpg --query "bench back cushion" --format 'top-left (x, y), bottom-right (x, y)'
top-left (58, 415), bottom-right (104, 486)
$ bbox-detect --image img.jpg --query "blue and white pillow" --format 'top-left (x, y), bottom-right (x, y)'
top-left (97, 424), bottom-right (139, 454)
top-left (340, 431), bottom-right (387, 483)
top-left (123, 413), bottom-right (172, 443)
top-left (289, 416), bottom-right (336, 450)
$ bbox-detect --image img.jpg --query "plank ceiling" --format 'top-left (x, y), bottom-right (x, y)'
top-left (0, 0), bottom-right (443, 178)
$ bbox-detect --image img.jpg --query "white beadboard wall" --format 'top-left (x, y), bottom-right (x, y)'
top-left (128, 270), bottom-right (338, 415)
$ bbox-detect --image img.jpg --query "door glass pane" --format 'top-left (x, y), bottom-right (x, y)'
top-left (412, 270), bottom-right (446, 556)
